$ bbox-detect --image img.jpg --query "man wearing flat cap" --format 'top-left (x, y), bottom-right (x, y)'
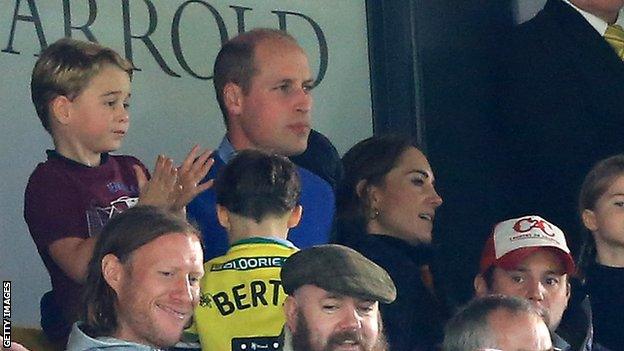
top-left (280, 244), bottom-right (396, 351)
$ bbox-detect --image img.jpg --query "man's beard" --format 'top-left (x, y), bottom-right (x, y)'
top-left (291, 310), bottom-right (388, 351)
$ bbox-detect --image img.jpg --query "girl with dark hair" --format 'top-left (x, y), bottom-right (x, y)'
top-left (577, 154), bottom-right (624, 350)
top-left (335, 135), bottom-right (446, 351)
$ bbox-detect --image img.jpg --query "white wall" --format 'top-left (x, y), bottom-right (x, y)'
top-left (0, 0), bottom-right (372, 327)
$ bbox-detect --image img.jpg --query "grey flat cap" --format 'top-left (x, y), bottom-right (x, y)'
top-left (281, 244), bottom-right (396, 304)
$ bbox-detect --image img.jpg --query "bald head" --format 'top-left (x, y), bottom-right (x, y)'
top-left (443, 295), bottom-right (552, 351)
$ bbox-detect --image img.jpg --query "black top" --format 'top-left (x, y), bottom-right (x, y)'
top-left (586, 262), bottom-right (624, 350)
top-left (338, 232), bottom-right (447, 351)
top-left (289, 129), bottom-right (343, 191)
top-left (557, 277), bottom-right (598, 351)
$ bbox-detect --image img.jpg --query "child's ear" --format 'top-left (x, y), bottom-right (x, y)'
top-left (216, 204), bottom-right (231, 230)
top-left (223, 82), bottom-right (243, 116)
top-left (287, 205), bottom-right (303, 229)
top-left (50, 95), bottom-right (72, 126)
top-left (582, 209), bottom-right (598, 232)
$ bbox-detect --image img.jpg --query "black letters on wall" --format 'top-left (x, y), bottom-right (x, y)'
top-left (1, 0), bottom-right (329, 85)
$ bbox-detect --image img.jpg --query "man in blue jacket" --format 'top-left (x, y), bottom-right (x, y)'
top-left (188, 28), bottom-right (335, 261)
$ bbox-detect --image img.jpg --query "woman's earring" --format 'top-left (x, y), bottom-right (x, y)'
top-left (370, 208), bottom-right (380, 219)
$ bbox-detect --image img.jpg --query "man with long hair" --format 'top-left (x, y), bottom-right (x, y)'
top-left (66, 206), bottom-right (204, 350)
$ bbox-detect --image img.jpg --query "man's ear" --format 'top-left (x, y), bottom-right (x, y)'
top-left (284, 296), bottom-right (299, 332)
top-left (474, 274), bottom-right (489, 297)
top-left (581, 209), bottom-right (598, 232)
top-left (565, 279), bottom-right (571, 302)
top-left (50, 95), bottom-right (72, 126)
top-left (216, 204), bottom-right (231, 230)
top-left (102, 253), bottom-right (124, 293)
top-left (223, 82), bottom-right (244, 116)
top-left (287, 205), bottom-right (303, 229)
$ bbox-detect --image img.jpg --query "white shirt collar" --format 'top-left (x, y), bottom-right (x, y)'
top-left (562, 0), bottom-right (610, 35)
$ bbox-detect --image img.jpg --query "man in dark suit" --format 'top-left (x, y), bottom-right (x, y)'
top-left (494, 3), bottom-right (623, 349)
top-left (496, 0), bottom-right (624, 251)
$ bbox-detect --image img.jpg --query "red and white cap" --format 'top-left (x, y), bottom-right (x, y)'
top-left (479, 215), bottom-right (575, 275)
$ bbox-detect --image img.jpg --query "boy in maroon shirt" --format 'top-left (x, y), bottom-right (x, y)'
top-left (24, 38), bottom-right (212, 345)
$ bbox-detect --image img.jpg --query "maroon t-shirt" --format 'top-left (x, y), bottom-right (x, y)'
top-left (24, 150), bottom-right (148, 328)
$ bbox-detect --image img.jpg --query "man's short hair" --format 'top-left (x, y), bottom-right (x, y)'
top-left (213, 28), bottom-right (299, 123)
top-left (443, 295), bottom-right (548, 351)
top-left (81, 206), bottom-right (200, 338)
top-left (215, 149), bottom-right (301, 223)
top-left (31, 37), bottom-right (133, 133)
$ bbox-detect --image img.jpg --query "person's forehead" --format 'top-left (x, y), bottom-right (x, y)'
top-left (129, 232), bottom-right (202, 266)
top-left (489, 310), bottom-right (547, 337)
top-left (255, 37), bottom-right (304, 55)
top-left (252, 39), bottom-right (308, 72)
top-left (296, 284), bottom-right (336, 299)
top-left (82, 64), bottom-right (130, 92)
top-left (391, 147), bottom-right (434, 179)
top-left (603, 174), bottom-right (624, 197)
top-left (508, 249), bottom-right (566, 272)
top-left (296, 285), bottom-right (377, 305)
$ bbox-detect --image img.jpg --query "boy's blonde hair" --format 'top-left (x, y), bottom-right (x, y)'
top-left (31, 38), bottom-right (133, 133)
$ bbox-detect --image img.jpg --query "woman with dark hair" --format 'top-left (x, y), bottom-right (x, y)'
top-left (335, 135), bottom-right (446, 351)
top-left (576, 154), bottom-right (624, 350)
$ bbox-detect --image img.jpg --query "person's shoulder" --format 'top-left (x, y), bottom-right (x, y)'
top-left (508, 12), bottom-right (548, 49)
top-left (67, 322), bottom-right (156, 350)
top-left (514, 0), bottom-right (585, 38)
top-left (305, 129), bottom-right (339, 155)
top-left (347, 235), bottom-right (411, 270)
top-left (297, 165), bottom-right (332, 190)
top-left (228, 237), bottom-right (298, 255)
top-left (25, 154), bottom-right (70, 194)
top-left (26, 159), bottom-right (55, 183)
top-left (205, 251), bottom-right (229, 267)
top-left (290, 129), bottom-right (343, 189)
top-left (203, 239), bottom-right (296, 279)
top-left (556, 277), bottom-right (593, 351)
top-left (509, 0), bottom-right (563, 41)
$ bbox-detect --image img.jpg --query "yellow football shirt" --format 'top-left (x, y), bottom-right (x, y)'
top-left (192, 237), bottom-right (297, 351)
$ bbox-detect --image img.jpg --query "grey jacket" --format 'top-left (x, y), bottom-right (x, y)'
top-left (66, 323), bottom-right (163, 351)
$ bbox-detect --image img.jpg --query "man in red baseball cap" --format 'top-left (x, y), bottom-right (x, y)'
top-left (473, 215), bottom-right (591, 351)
